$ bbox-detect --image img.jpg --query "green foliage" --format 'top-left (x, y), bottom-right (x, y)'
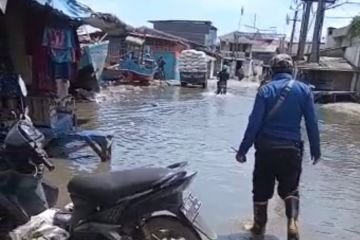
top-left (348, 16), bottom-right (360, 39)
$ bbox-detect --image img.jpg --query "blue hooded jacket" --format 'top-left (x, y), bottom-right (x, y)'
top-left (238, 73), bottom-right (321, 158)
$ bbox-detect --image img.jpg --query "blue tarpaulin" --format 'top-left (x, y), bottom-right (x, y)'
top-left (32, 0), bottom-right (93, 19)
top-left (29, 0), bottom-right (133, 33)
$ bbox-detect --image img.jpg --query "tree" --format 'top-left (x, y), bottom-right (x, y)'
top-left (348, 16), bottom-right (360, 39)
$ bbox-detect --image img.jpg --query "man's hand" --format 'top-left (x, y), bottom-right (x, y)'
top-left (236, 152), bottom-right (247, 163)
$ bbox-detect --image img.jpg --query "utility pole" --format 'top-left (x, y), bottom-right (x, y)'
top-left (309, 0), bottom-right (326, 62)
top-left (289, 8), bottom-right (300, 55)
top-left (297, 0), bottom-right (312, 60)
top-left (253, 14), bottom-right (257, 29)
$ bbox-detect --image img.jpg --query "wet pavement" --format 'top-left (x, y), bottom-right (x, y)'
top-left (47, 80), bottom-right (360, 240)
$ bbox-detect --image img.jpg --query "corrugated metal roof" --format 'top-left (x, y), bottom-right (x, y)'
top-left (134, 27), bottom-right (189, 47)
top-left (297, 57), bottom-right (358, 72)
top-left (149, 20), bottom-right (213, 25)
top-left (331, 26), bottom-right (349, 38)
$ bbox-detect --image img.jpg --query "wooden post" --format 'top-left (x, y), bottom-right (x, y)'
top-left (297, 1), bottom-right (312, 60)
top-left (289, 9), bottom-right (299, 55)
top-left (309, 0), bottom-right (326, 62)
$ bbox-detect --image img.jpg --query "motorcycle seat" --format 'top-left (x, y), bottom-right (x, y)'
top-left (67, 168), bottom-right (170, 204)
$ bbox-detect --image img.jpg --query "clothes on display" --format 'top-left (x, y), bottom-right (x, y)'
top-left (42, 27), bottom-right (76, 64)
top-left (24, 16), bottom-right (80, 95)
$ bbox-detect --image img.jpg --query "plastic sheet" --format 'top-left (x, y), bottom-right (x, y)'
top-left (9, 209), bottom-right (70, 240)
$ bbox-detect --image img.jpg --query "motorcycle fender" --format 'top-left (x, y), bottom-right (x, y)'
top-left (182, 213), bottom-right (217, 240)
top-left (73, 222), bottom-right (122, 240)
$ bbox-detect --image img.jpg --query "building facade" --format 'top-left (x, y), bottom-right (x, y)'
top-left (219, 31), bottom-right (285, 80)
top-left (150, 20), bottom-right (217, 51)
top-left (324, 26), bottom-right (360, 91)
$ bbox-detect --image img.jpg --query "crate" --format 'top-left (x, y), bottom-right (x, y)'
top-left (28, 96), bottom-right (57, 128)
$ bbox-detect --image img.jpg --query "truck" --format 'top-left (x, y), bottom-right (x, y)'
top-left (178, 50), bottom-right (208, 88)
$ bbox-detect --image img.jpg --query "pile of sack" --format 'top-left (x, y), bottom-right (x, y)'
top-left (178, 50), bottom-right (207, 73)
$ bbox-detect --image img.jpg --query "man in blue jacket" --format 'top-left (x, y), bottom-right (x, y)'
top-left (236, 54), bottom-right (321, 240)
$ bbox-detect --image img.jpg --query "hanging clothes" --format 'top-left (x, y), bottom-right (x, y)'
top-left (42, 27), bottom-right (75, 82)
top-left (42, 27), bottom-right (76, 63)
top-left (32, 46), bottom-right (55, 93)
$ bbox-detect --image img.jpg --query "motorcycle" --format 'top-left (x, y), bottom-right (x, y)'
top-left (0, 76), bottom-right (217, 240)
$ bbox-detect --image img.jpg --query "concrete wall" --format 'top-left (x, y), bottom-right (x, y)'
top-left (331, 72), bottom-right (353, 91)
top-left (307, 70), bottom-right (353, 91)
top-left (153, 22), bottom-right (216, 47)
top-left (326, 28), bottom-right (338, 49)
top-left (354, 73), bottom-right (360, 91)
top-left (252, 52), bottom-right (275, 65)
top-left (345, 45), bottom-right (360, 67)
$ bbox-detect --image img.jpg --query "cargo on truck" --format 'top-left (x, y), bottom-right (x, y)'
top-left (178, 50), bottom-right (208, 88)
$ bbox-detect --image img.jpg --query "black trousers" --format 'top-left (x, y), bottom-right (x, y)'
top-left (217, 80), bottom-right (227, 93)
top-left (253, 147), bottom-right (302, 202)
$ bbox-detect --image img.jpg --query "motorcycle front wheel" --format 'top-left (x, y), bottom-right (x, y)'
top-left (141, 216), bottom-right (201, 240)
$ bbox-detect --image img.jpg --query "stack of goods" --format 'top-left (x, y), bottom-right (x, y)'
top-left (178, 50), bottom-right (207, 73)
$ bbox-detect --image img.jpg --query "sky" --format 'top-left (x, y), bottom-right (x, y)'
top-left (80, 0), bottom-right (360, 41)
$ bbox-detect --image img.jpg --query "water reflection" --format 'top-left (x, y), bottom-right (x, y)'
top-left (49, 80), bottom-right (360, 240)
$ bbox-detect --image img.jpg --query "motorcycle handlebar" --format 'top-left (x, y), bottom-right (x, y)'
top-left (34, 147), bottom-right (55, 171)
top-left (40, 155), bottom-right (55, 171)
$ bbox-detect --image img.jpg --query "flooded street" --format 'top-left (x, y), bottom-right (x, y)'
top-left (47, 80), bottom-right (360, 240)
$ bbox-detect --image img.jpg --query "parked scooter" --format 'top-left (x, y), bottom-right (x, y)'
top-left (0, 76), bottom-right (216, 240)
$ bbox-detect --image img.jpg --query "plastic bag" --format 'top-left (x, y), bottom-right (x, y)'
top-left (9, 209), bottom-right (70, 240)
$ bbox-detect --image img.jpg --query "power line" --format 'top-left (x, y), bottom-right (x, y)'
top-left (325, 16), bottom-right (357, 18)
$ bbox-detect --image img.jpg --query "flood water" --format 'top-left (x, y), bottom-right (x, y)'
top-left (47, 80), bottom-right (360, 240)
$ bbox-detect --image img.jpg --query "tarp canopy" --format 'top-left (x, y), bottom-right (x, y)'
top-left (27, 0), bottom-right (93, 19)
top-left (0, 0), bottom-right (133, 34)
top-left (0, 0), bottom-right (92, 17)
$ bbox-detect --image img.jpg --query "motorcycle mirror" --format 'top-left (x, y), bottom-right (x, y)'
top-left (18, 75), bottom-right (28, 97)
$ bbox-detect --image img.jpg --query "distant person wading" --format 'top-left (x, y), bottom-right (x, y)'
top-left (236, 54), bottom-right (321, 240)
top-left (216, 66), bottom-right (230, 95)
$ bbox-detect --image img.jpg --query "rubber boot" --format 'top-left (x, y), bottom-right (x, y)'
top-left (250, 202), bottom-right (268, 239)
top-left (285, 197), bottom-right (300, 240)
